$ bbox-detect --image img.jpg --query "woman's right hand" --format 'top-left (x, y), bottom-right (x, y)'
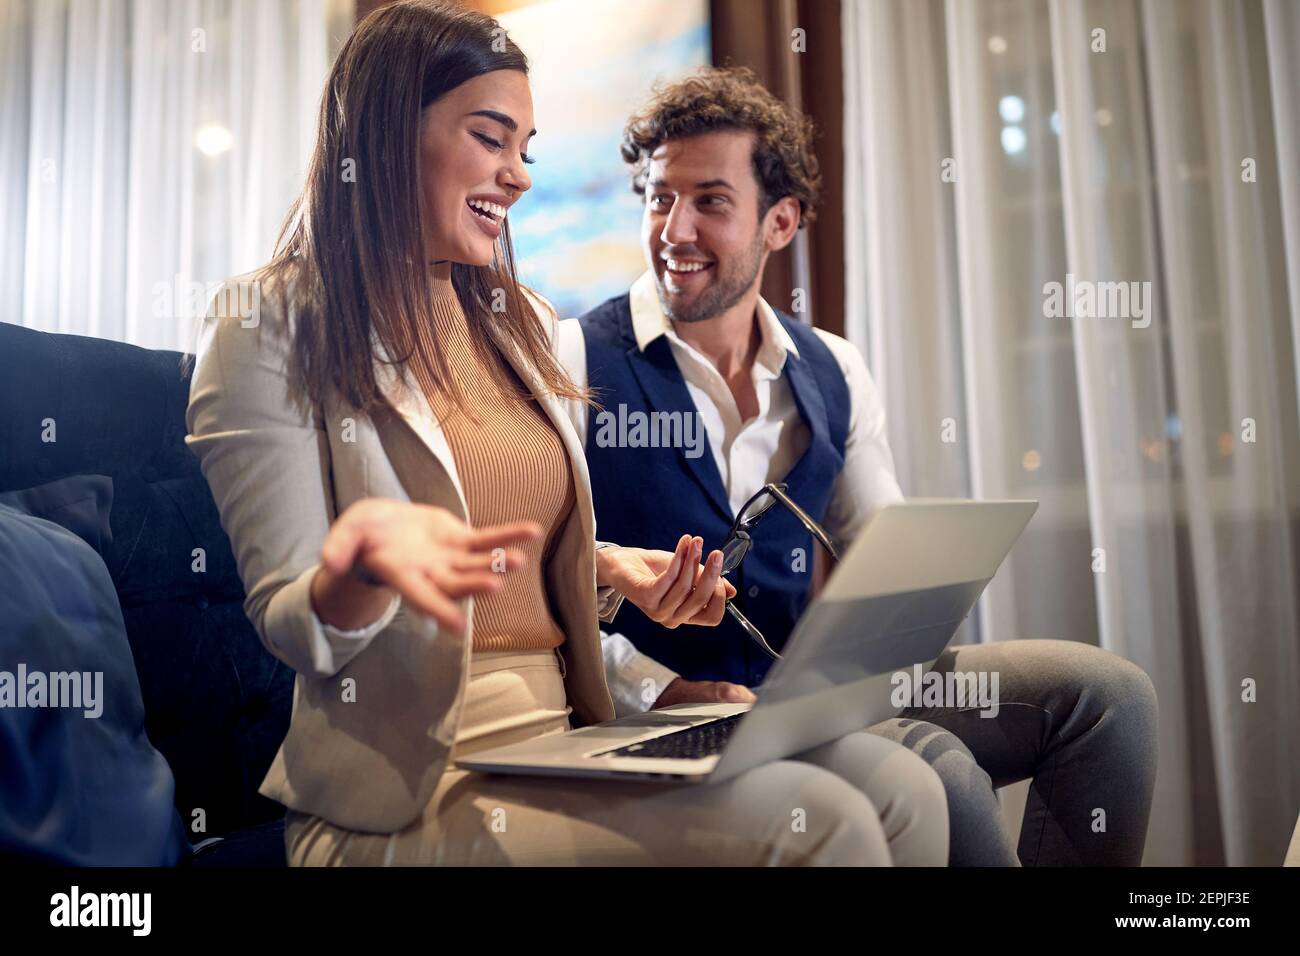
top-left (313, 498), bottom-right (542, 635)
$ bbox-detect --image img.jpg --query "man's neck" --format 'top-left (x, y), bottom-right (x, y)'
top-left (670, 286), bottom-right (763, 380)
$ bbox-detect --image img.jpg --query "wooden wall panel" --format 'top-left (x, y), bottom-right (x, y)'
top-left (711, 0), bottom-right (846, 335)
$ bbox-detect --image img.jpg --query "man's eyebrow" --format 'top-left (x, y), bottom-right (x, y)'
top-left (647, 178), bottom-right (737, 191)
top-left (466, 109), bottom-right (536, 138)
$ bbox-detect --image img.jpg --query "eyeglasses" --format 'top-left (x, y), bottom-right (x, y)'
top-left (719, 483), bottom-right (840, 661)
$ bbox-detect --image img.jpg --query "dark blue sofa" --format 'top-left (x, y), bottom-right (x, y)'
top-left (0, 322), bottom-right (294, 866)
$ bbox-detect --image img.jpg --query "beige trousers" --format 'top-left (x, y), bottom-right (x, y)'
top-left (285, 649), bottom-right (948, 866)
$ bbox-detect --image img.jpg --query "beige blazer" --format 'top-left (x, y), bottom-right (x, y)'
top-left (185, 273), bottom-right (616, 833)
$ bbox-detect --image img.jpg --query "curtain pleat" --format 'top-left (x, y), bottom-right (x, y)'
top-left (0, 0), bottom-right (354, 351)
top-left (844, 0), bottom-right (1300, 865)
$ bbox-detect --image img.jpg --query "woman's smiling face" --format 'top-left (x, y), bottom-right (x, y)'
top-left (418, 69), bottom-right (535, 266)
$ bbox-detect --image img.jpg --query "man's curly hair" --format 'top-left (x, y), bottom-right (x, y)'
top-left (620, 66), bottom-right (822, 227)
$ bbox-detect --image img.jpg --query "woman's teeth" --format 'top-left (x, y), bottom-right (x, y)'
top-left (665, 259), bottom-right (711, 273)
top-left (467, 199), bottom-right (505, 222)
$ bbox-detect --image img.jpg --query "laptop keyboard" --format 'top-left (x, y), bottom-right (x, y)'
top-left (597, 714), bottom-right (745, 760)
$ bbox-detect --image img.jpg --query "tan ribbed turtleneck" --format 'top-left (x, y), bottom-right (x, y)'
top-left (405, 265), bottom-right (574, 652)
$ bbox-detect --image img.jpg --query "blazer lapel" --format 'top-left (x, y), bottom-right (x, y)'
top-left (499, 340), bottom-right (598, 546)
top-left (626, 337), bottom-right (734, 525)
top-left (367, 319), bottom-right (595, 544)
top-left (492, 330), bottom-right (613, 721)
top-left (368, 326), bottom-right (470, 520)
top-left (780, 349), bottom-right (841, 500)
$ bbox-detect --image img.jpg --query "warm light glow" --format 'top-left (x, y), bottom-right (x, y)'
top-left (194, 124), bottom-right (233, 156)
top-left (1139, 438), bottom-right (1166, 463)
top-left (1022, 450), bottom-right (1042, 472)
top-left (988, 35), bottom-right (1008, 55)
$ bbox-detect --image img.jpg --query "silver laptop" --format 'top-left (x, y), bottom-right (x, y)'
top-left (456, 499), bottom-right (1037, 784)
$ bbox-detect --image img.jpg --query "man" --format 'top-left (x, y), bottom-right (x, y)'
top-left (556, 67), bottom-right (1158, 866)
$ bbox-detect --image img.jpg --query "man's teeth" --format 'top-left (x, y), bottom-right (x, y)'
top-left (468, 198), bottom-right (506, 220)
top-left (665, 259), bottom-right (710, 273)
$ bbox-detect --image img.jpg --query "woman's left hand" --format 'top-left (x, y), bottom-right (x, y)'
top-left (595, 534), bottom-right (737, 628)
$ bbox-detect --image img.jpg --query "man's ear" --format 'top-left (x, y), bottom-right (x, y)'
top-left (762, 196), bottom-right (802, 253)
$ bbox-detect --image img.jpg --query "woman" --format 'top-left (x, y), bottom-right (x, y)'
top-left (185, 0), bottom-right (948, 865)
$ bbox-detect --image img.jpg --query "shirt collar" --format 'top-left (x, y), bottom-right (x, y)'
top-left (627, 270), bottom-right (801, 374)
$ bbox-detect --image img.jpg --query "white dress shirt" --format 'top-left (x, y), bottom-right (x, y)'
top-left (556, 271), bottom-right (905, 716)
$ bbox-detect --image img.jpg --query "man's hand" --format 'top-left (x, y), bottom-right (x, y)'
top-left (654, 677), bottom-right (757, 709)
top-left (595, 534), bottom-right (737, 628)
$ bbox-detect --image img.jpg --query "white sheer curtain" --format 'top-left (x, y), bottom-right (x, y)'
top-left (845, 0), bottom-right (1300, 866)
top-left (0, 0), bottom-right (354, 351)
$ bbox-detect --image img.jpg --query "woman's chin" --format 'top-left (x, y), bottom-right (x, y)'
top-left (453, 244), bottom-right (495, 269)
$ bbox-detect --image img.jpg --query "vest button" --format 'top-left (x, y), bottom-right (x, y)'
top-left (748, 585), bottom-right (760, 598)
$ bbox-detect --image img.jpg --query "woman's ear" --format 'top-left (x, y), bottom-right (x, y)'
top-left (763, 195), bottom-right (802, 253)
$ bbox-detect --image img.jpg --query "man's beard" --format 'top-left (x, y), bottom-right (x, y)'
top-left (656, 230), bottom-right (764, 324)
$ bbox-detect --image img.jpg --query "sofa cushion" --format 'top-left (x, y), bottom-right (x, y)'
top-left (0, 498), bottom-right (189, 865)
top-left (0, 324), bottom-right (293, 844)
top-left (0, 472), bottom-right (114, 555)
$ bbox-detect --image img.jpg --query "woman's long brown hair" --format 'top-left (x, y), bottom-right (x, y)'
top-left (257, 0), bottom-right (588, 419)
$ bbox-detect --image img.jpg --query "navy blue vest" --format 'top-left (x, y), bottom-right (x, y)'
top-left (580, 294), bottom-right (850, 686)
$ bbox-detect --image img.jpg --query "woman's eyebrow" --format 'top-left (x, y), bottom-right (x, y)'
top-left (465, 109), bottom-right (536, 138)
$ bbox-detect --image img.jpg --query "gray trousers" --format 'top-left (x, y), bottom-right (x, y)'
top-left (286, 650), bottom-right (949, 866)
top-left (867, 639), bottom-right (1159, 866)
top-left (286, 731), bottom-right (949, 866)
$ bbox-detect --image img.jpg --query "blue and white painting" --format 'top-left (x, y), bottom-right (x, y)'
top-left (497, 0), bottom-right (710, 318)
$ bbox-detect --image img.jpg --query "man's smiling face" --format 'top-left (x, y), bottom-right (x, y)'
top-left (641, 129), bottom-right (768, 324)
